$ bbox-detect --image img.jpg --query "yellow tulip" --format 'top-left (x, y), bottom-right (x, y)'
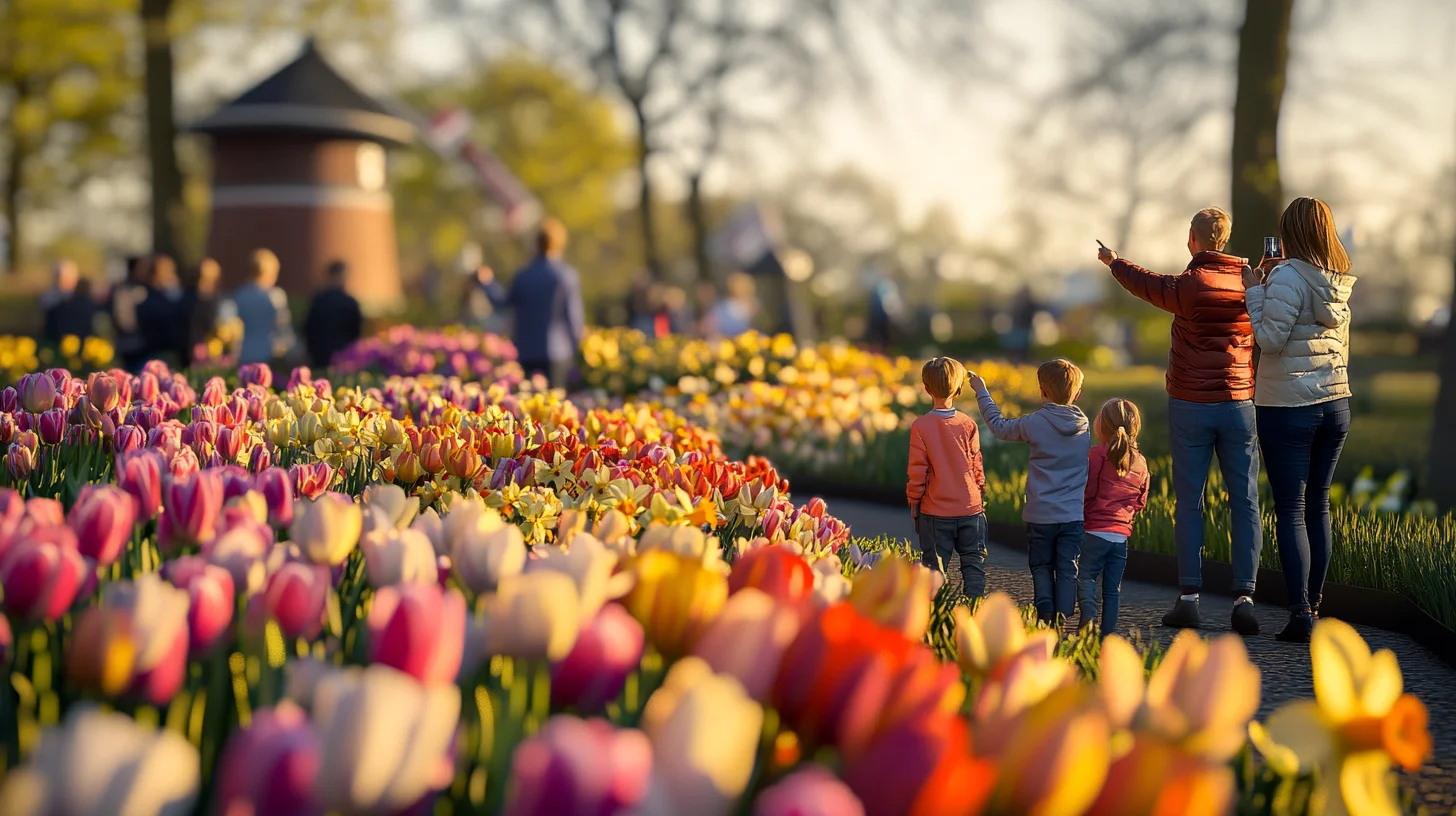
top-left (847, 554), bottom-right (934, 641)
top-left (291, 493), bottom-right (364, 566)
top-left (973, 643), bottom-right (1078, 755)
top-left (623, 550), bottom-right (728, 658)
top-left (1249, 619), bottom-right (1432, 816)
top-left (1085, 734), bottom-right (1235, 816)
top-left (1140, 631), bottom-right (1260, 762)
top-left (986, 684), bottom-right (1111, 816)
top-left (953, 592), bottom-right (1057, 678)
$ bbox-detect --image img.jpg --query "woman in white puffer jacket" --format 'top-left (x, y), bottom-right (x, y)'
top-left (1242, 196), bottom-right (1355, 644)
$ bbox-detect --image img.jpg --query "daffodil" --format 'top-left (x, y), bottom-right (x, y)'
top-left (1249, 619), bottom-right (1432, 816)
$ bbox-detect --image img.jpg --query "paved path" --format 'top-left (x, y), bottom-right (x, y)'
top-left (824, 498), bottom-right (1456, 809)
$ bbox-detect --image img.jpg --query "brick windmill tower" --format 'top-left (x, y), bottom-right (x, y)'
top-left (192, 39), bottom-right (412, 309)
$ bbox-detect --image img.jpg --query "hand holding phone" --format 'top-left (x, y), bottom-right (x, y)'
top-left (1259, 236), bottom-right (1283, 273)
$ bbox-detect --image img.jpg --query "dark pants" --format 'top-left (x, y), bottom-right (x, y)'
top-left (1167, 397), bottom-right (1263, 596)
top-left (521, 358), bottom-right (571, 390)
top-left (915, 513), bottom-right (988, 599)
top-left (1257, 399), bottom-right (1350, 612)
top-left (1078, 532), bottom-right (1128, 635)
top-left (1026, 521), bottom-right (1083, 620)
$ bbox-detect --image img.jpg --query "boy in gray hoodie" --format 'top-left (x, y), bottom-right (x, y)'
top-left (968, 359), bottom-right (1091, 625)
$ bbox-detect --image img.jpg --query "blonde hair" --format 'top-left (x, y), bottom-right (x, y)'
top-left (1190, 207), bottom-right (1232, 251)
top-left (921, 357), bottom-right (967, 401)
top-left (1037, 359), bottom-right (1083, 405)
top-left (1280, 196), bottom-right (1351, 274)
top-left (250, 248), bottom-right (280, 283)
top-left (1096, 398), bottom-right (1142, 476)
top-left (536, 218), bottom-right (568, 256)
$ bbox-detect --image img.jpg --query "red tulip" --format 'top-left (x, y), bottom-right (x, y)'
top-left (729, 544), bottom-right (816, 609)
top-left (367, 583), bottom-right (466, 685)
top-left (159, 469), bottom-right (224, 552)
top-left (213, 702), bottom-right (321, 816)
top-left (551, 602), bottom-right (645, 712)
top-left (116, 448), bottom-right (166, 519)
top-left (68, 484), bottom-right (136, 566)
top-left (291, 462), bottom-right (333, 501)
top-left (844, 713), bottom-right (996, 816)
top-left (0, 527), bottom-right (87, 621)
top-left (18, 372), bottom-right (56, 414)
top-left (264, 562), bottom-right (331, 640)
top-left (167, 555), bottom-right (236, 656)
top-left (256, 467), bottom-right (295, 528)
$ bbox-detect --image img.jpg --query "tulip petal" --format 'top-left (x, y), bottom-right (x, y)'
top-left (1311, 619), bottom-right (1371, 722)
top-left (1097, 635), bottom-right (1144, 730)
top-left (1338, 750), bottom-right (1401, 816)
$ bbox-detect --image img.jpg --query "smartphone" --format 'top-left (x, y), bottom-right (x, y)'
top-left (1263, 237), bottom-right (1282, 259)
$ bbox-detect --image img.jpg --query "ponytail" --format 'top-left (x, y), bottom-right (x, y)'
top-left (1096, 398), bottom-right (1142, 477)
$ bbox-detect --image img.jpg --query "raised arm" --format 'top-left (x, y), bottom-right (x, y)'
top-left (1109, 259), bottom-right (1193, 318)
top-left (1245, 266), bottom-right (1302, 355)
top-left (973, 387), bottom-right (1033, 443)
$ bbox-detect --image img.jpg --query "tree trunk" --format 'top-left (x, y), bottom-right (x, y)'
top-left (631, 103), bottom-right (661, 279)
top-left (3, 133), bottom-right (22, 275)
top-left (1428, 114), bottom-right (1456, 512)
top-left (142, 0), bottom-right (182, 259)
top-left (687, 171), bottom-right (712, 286)
top-left (1228, 0), bottom-right (1295, 259)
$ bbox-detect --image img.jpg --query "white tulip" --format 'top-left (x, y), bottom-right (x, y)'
top-left (410, 507), bottom-right (446, 555)
top-left (361, 527), bottom-right (438, 587)
top-left (449, 504), bottom-right (525, 594)
top-left (362, 484), bottom-right (417, 534)
top-left (524, 531), bottom-right (632, 624)
top-left (479, 571), bottom-right (581, 661)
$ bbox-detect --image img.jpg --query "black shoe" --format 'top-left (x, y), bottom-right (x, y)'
top-left (1231, 600), bottom-right (1260, 636)
top-left (1161, 598), bottom-right (1202, 629)
top-left (1276, 611), bottom-right (1315, 643)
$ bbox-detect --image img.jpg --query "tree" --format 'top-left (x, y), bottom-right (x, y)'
top-left (1228, 0), bottom-right (1296, 259)
top-left (142, 0), bottom-right (181, 258)
top-left (0, 0), bottom-right (135, 274)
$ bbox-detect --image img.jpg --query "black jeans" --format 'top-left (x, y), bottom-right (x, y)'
top-left (1257, 399), bottom-right (1350, 612)
top-left (915, 513), bottom-right (988, 599)
top-left (1026, 521), bottom-right (1083, 620)
top-left (521, 358), bottom-right (571, 390)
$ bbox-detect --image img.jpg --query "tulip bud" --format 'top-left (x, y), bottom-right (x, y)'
top-left (419, 443), bottom-right (445, 476)
top-left (263, 562), bottom-right (331, 640)
top-left (87, 373), bottom-right (121, 412)
top-left (5, 443), bottom-right (36, 481)
top-left (166, 556), bottom-right (236, 656)
top-left (248, 442), bottom-right (273, 474)
top-left (394, 451), bottom-right (425, 485)
top-left (238, 362), bottom-right (274, 389)
top-left (36, 407), bottom-right (67, 445)
top-left (0, 386), bottom-right (17, 413)
top-left (116, 448), bottom-right (166, 520)
top-left (159, 469), bottom-right (224, 551)
top-left (367, 583), bottom-right (466, 684)
top-left (0, 412), bottom-right (14, 446)
top-left (201, 377), bottom-right (227, 408)
top-left (213, 702), bottom-right (320, 816)
top-left (291, 492), bottom-right (363, 566)
top-left (0, 526), bottom-right (86, 620)
top-left (18, 372), bottom-right (57, 414)
top-left (551, 602), bottom-right (645, 712)
top-left (255, 467), bottom-right (295, 528)
top-left (215, 425), bottom-right (246, 464)
top-left (68, 484), bottom-right (136, 566)
top-left (112, 424), bottom-right (146, 455)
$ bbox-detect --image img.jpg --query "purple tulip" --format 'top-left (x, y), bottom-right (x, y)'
top-left (505, 716), bottom-right (654, 816)
top-left (753, 767), bottom-right (865, 816)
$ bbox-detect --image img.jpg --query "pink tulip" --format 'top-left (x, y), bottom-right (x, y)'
top-left (0, 487), bottom-right (24, 553)
top-left (68, 484), bottom-right (136, 566)
top-left (24, 497), bottom-right (64, 528)
top-left (213, 701), bottom-right (321, 816)
top-left (87, 372), bottom-right (121, 412)
top-left (167, 555), bottom-right (236, 655)
top-left (754, 767), bottom-right (865, 816)
top-left (0, 412), bottom-right (15, 446)
top-left (36, 407), bottom-right (66, 444)
top-left (216, 466), bottom-right (252, 501)
top-left (367, 583), bottom-right (466, 684)
top-left (505, 716), bottom-right (654, 816)
top-left (264, 562), bottom-right (331, 640)
top-left (256, 467), bottom-right (295, 527)
top-left (692, 588), bottom-right (803, 702)
top-left (169, 446), bottom-right (201, 478)
top-left (248, 443), bottom-right (273, 474)
top-left (291, 462), bottom-right (334, 501)
top-left (0, 614), bottom-right (10, 664)
top-left (69, 574), bottom-right (190, 705)
top-left (0, 385), bottom-right (16, 413)
top-left (4, 442), bottom-right (33, 481)
top-left (159, 469), bottom-right (224, 551)
top-left (184, 418), bottom-right (219, 454)
top-left (551, 602), bottom-right (645, 712)
top-left (112, 424), bottom-right (145, 455)
top-left (149, 423), bottom-right (183, 459)
top-left (200, 376), bottom-right (227, 408)
top-left (0, 526), bottom-right (86, 621)
top-left (216, 425), bottom-right (247, 463)
top-left (18, 372), bottom-right (56, 414)
top-left (287, 367), bottom-right (313, 391)
top-left (203, 521), bottom-right (272, 596)
top-left (116, 448), bottom-right (166, 519)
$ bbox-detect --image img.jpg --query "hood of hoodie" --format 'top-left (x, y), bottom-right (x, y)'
top-left (1040, 403), bottom-right (1089, 436)
top-left (1286, 259), bottom-right (1356, 329)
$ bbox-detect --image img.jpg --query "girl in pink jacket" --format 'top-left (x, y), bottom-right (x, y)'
top-left (1079, 398), bottom-right (1151, 634)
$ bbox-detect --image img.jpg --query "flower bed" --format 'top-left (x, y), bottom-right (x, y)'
top-left (0, 361), bottom-right (1433, 815)
top-left (330, 325), bottom-right (522, 380)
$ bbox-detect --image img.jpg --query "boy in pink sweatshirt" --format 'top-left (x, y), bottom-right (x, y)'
top-left (907, 357), bottom-right (987, 599)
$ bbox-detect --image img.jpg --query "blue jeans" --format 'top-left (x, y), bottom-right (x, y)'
top-left (1167, 397), bottom-right (1263, 596)
top-left (1257, 399), bottom-right (1350, 612)
top-left (916, 513), bottom-right (988, 598)
top-left (1026, 521), bottom-right (1082, 619)
top-left (1078, 532), bottom-right (1128, 634)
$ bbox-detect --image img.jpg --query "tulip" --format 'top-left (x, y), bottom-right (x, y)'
top-left (524, 530), bottom-right (631, 624)
top-left (0, 528), bottom-right (87, 621)
top-left (479, 571), bottom-right (582, 661)
top-left (200, 376), bottom-right (227, 408)
top-left (505, 716), bottom-right (654, 816)
top-left (985, 685), bottom-right (1111, 816)
top-left (551, 602), bottom-right (645, 712)
top-left (213, 701), bottom-right (321, 816)
top-left (167, 555), bottom-right (237, 656)
top-left (239, 362), bottom-right (274, 388)
top-left (159, 469), bottom-right (224, 551)
top-left (362, 526), bottom-right (439, 586)
top-left (311, 665), bottom-right (460, 815)
top-left (256, 466), bottom-right (295, 527)
top-left (203, 521), bottom-right (272, 596)
top-left (368, 583), bottom-right (466, 684)
top-left (1135, 630), bottom-right (1261, 761)
top-left (0, 707), bottom-right (199, 816)
top-left (68, 483), bottom-right (136, 566)
top-left (847, 554), bottom-right (935, 641)
top-left (36, 407), bottom-right (67, 444)
top-left (638, 657), bottom-right (763, 816)
top-left (291, 461), bottom-right (334, 500)
top-left (811, 553), bottom-right (852, 605)
top-left (18, 371), bottom-right (56, 414)
top-left (1086, 734), bottom-right (1235, 816)
top-left (87, 372), bottom-right (120, 412)
top-left (291, 492), bottom-right (363, 566)
top-left (753, 767), bottom-right (865, 816)
top-left (6, 442), bottom-right (35, 481)
top-left (0, 412), bottom-right (15, 446)
top-left (844, 713), bottom-right (995, 816)
top-left (264, 562), bottom-right (331, 640)
top-left (449, 502), bottom-right (526, 594)
top-left (248, 442), bottom-right (274, 473)
top-left (638, 521), bottom-right (718, 561)
top-left (116, 448), bottom-right (166, 520)
top-left (728, 543), bottom-right (816, 610)
top-left (973, 643), bottom-right (1077, 755)
top-left (622, 549), bottom-right (728, 658)
top-left (692, 588), bottom-right (802, 702)
top-left (216, 425), bottom-right (247, 463)
top-left (0, 615), bottom-right (10, 664)
top-left (362, 483), bottom-right (419, 535)
top-left (953, 591), bottom-right (1057, 678)
top-left (69, 574), bottom-right (191, 705)
top-left (411, 507), bottom-right (445, 555)
top-left (24, 496), bottom-right (64, 527)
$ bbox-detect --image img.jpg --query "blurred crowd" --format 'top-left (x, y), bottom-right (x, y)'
top-left (37, 250), bottom-right (364, 374)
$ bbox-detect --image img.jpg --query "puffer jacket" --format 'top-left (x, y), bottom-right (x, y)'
top-left (1110, 252), bottom-right (1255, 403)
top-left (1246, 259), bottom-right (1356, 407)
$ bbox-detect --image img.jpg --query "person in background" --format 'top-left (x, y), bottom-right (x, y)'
top-left (968, 359), bottom-right (1091, 626)
top-left (109, 255), bottom-right (152, 373)
top-left (906, 357), bottom-right (988, 601)
top-left (233, 248), bottom-right (293, 366)
top-left (627, 271), bottom-right (656, 334)
top-left (477, 218), bottom-right (585, 389)
top-left (137, 254), bottom-right (189, 368)
top-left (1098, 207), bottom-right (1262, 637)
top-left (661, 286), bottom-right (691, 334)
top-left (304, 259), bottom-right (364, 370)
top-left (1243, 197), bottom-right (1356, 643)
top-left (694, 280), bottom-right (719, 337)
top-left (705, 272), bottom-right (756, 339)
top-left (866, 273), bottom-right (904, 353)
top-left (39, 259), bottom-right (80, 344)
top-left (1079, 398), bottom-right (1151, 636)
top-left (182, 258), bottom-right (222, 368)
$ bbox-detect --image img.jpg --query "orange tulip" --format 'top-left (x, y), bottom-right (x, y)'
top-left (844, 712), bottom-right (995, 816)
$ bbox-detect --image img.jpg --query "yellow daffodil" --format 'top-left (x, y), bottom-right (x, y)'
top-left (1249, 619), bottom-right (1432, 816)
